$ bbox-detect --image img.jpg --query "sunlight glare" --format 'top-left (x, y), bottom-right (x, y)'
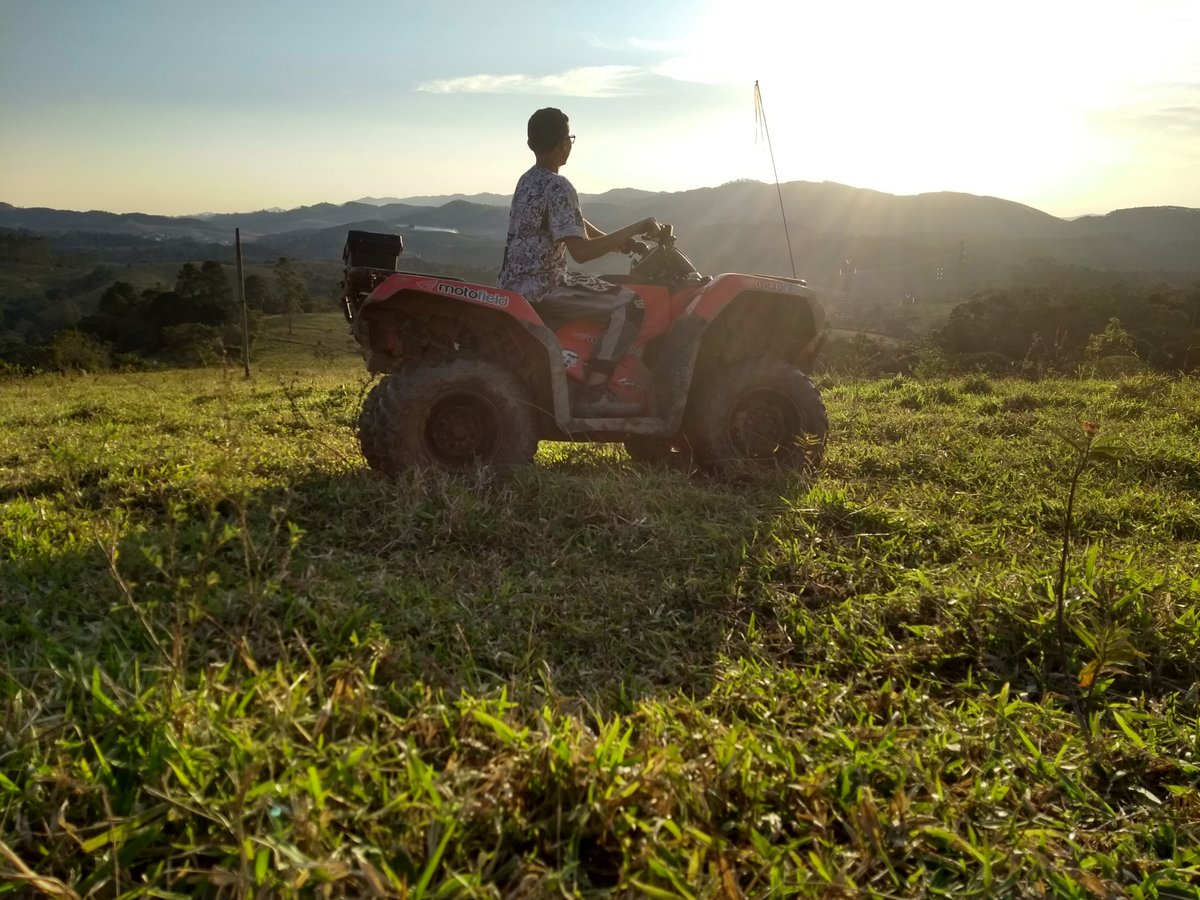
top-left (654, 0), bottom-right (1198, 204)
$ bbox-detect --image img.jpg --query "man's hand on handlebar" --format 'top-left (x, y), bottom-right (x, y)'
top-left (638, 218), bottom-right (664, 239)
top-left (619, 218), bottom-right (667, 253)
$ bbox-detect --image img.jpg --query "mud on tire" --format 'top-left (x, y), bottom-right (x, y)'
top-left (358, 357), bottom-right (539, 475)
top-left (685, 357), bottom-right (827, 472)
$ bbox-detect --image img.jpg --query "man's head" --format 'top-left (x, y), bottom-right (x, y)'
top-left (527, 107), bottom-right (573, 165)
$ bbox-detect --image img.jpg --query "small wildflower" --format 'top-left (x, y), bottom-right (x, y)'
top-left (1081, 421), bottom-right (1099, 434)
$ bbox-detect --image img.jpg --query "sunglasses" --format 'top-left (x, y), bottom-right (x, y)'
top-left (565, 134), bottom-right (576, 145)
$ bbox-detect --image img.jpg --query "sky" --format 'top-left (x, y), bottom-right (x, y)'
top-left (1, 0), bottom-right (1198, 218)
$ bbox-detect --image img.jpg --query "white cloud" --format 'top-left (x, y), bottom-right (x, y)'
top-left (583, 33), bottom-right (683, 52)
top-left (416, 66), bottom-right (646, 98)
top-left (1094, 84), bottom-right (1200, 145)
top-left (627, 36), bottom-right (685, 52)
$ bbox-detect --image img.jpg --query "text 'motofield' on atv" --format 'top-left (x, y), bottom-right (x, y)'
top-left (339, 225), bottom-right (827, 474)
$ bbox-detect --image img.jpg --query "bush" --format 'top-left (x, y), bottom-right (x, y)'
top-left (818, 334), bottom-right (907, 376)
top-left (0, 357), bottom-right (29, 379)
top-left (955, 351), bottom-right (1014, 375)
top-left (112, 352), bottom-right (152, 372)
top-left (46, 330), bottom-right (111, 373)
top-left (960, 374), bottom-right (994, 395)
top-left (160, 323), bottom-right (226, 367)
top-left (1087, 355), bottom-right (1145, 378)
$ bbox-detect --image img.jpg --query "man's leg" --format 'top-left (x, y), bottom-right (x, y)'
top-left (534, 284), bottom-right (645, 415)
top-left (535, 285), bottom-right (644, 384)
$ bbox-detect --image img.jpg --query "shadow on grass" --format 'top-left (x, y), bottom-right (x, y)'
top-left (3, 460), bottom-right (799, 714)
top-left (4, 456), bottom-right (1195, 716)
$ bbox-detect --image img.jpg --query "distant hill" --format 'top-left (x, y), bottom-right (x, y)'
top-left (4, 182), bottom-right (1199, 296)
top-left (357, 187), bottom-right (666, 208)
top-left (8, 180), bottom-right (1192, 245)
top-left (0, 206), bottom-right (224, 242)
top-left (358, 193), bottom-right (511, 208)
top-left (1068, 206), bottom-right (1200, 243)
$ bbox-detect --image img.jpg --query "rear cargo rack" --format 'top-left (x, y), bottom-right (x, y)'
top-left (343, 230), bottom-right (404, 270)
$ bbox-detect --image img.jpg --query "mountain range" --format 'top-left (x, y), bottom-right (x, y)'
top-left (3, 181), bottom-right (1199, 298)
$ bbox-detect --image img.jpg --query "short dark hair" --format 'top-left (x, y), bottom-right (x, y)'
top-left (527, 107), bottom-right (569, 153)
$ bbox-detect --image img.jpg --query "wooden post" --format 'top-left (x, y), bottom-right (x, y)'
top-left (236, 228), bottom-right (250, 379)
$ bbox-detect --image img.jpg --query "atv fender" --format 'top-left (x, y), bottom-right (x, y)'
top-left (688, 276), bottom-right (825, 371)
top-left (360, 272), bottom-right (543, 324)
top-left (351, 273), bottom-right (576, 426)
top-left (581, 277), bottom-right (824, 439)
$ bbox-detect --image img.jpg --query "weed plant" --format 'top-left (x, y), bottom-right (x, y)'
top-left (1, 321), bottom-right (1198, 897)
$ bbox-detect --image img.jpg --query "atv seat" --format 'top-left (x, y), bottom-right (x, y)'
top-left (599, 274), bottom-right (665, 286)
top-left (603, 273), bottom-right (712, 289)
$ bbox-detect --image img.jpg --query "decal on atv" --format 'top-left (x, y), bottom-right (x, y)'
top-left (436, 282), bottom-right (510, 308)
top-left (561, 349), bottom-right (580, 368)
top-left (749, 278), bottom-right (807, 295)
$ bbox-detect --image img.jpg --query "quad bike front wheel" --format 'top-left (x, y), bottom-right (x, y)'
top-left (358, 357), bottom-right (538, 475)
top-left (685, 358), bottom-right (827, 473)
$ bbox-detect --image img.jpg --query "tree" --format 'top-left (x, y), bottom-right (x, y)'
top-left (78, 281), bottom-right (151, 351)
top-left (198, 260), bottom-right (233, 313)
top-left (36, 298), bottom-right (82, 335)
top-left (175, 263), bottom-right (204, 301)
top-left (243, 273), bottom-right (275, 312)
top-left (96, 281), bottom-right (141, 318)
top-left (164, 262), bottom-right (233, 329)
top-left (0, 231), bottom-right (54, 265)
top-left (148, 290), bottom-right (225, 330)
top-left (936, 286), bottom-right (1105, 369)
top-left (1134, 285), bottom-right (1200, 371)
top-left (273, 257), bottom-right (308, 334)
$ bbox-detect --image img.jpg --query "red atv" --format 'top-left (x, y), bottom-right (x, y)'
top-left (340, 227), bottom-right (827, 474)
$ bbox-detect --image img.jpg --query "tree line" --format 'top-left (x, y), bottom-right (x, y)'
top-left (4, 236), bottom-right (1198, 378)
top-left (0, 258), bottom-right (314, 373)
top-left (820, 273), bottom-right (1200, 377)
top-left (934, 280), bottom-right (1200, 373)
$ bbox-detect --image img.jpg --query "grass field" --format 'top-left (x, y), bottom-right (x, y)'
top-left (1, 317), bottom-right (1198, 897)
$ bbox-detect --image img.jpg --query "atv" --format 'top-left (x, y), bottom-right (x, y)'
top-left (339, 226), bottom-right (827, 474)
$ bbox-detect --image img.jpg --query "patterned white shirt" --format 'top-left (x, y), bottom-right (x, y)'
top-left (497, 166), bottom-right (587, 303)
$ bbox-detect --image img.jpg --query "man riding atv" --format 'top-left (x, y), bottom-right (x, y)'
top-left (342, 114), bottom-right (828, 476)
top-left (498, 107), bottom-right (663, 417)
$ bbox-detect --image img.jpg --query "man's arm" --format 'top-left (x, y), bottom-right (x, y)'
top-left (563, 217), bottom-right (661, 265)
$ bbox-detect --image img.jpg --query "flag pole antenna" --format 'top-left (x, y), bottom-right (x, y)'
top-left (754, 80), bottom-right (797, 278)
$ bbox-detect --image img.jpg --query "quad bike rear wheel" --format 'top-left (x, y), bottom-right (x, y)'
top-left (358, 357), bottom-right (538, 475)
top-left (685, 358), bottom-right (827, 472)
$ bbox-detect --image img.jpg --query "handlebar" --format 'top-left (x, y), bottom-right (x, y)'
top-left (626, 222), bottom-right (674, 258)
top-left (625, 221), bottom-right (701, 284)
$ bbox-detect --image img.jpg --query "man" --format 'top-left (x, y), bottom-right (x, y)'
top-left (498, 107), bottom-right (662, 417)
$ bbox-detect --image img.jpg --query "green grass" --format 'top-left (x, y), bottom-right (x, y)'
top-left (1, 320), bottom-right (1198, 897)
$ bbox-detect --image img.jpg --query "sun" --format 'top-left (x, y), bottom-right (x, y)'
top-left (642, 0), bottom-right (1148, 205)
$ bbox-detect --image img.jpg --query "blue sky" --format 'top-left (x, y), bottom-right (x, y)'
top-left (2, 0), bottom-right (1197, 217)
